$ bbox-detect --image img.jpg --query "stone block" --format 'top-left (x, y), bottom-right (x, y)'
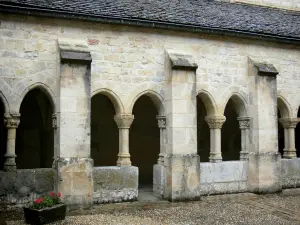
top-left (56, 157), bottom-right (93, 207)
top-left (248, 153), bottom-right (282, 193)
top-left (93, 166), bottom-right (138, 203)
top-left (153, 164), bottom-right (165, 197)
top-left (199, 161), bottom-right (248, 195)
top-left (281, 158), bottom-right (300, 188)
top-left (164, 154), bottom-right (200, 201)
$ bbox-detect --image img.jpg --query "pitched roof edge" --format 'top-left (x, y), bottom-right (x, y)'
top-left (1, 3), bottom-right (300, 45)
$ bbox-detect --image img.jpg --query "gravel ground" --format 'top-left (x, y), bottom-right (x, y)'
top-left (4, 190), bottom-right (300, 225)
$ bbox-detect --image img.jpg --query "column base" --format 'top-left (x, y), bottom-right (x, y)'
top-left (248, 152), bottom-right (282, 193)
top-left (240, 151), bottom-right (249, 161)
top-left (55, 157), bottom-right (94, 208)
top-left (117, 153), bottom-right (131, 166)
top-left (4, 154), bottom-right (17, 172)
top-left (283, 149), bottom-right (297, 159)
top-left (209, 153), bottom-right (222, 163)
top-left (164, 154), bottom-right (200, 202)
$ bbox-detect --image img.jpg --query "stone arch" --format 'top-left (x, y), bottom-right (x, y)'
top-left (0, 91), bottom-right (9, 113)
top-left (223, 92), bottom-right (248, 117)
top-left (129, 90), bottom-right (164, 115)
top-left (197, 90), bottom-right (217, 116)
top-left (92, 88), bottom-right (124, 115)
top-left (277, 96), bottom-right (292, 118)
top-left (16, 83), bottom-right (56, 113)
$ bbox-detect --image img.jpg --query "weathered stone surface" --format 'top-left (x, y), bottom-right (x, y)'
top-left (200, 161), bottom-right (248, 195)
top-left (56, 157), bottom-right (93, 207)
top-left (164, 154), bottom-right (200, 201)
top-left (281, 158), bottom-right (300, 188)
top-left (0, 169), bottom-right (54, 208)
top-left (153, 164), bottom-right (165, 197)
top-left (93, 166), bottom-right (138, 203)
top-left (248, 153), bottom-right (282, 193)
top-left (254, 62), bottom-right (278, 77)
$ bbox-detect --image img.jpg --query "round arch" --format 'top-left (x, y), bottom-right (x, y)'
top-left (92, 88), bottom-right (124, 115)
top-left (129, 90), bottom-right (164, 115)
top-left (223, 92), bottom-right (248, 117)
top-left (197, 90), bottom-right (217, 117)
top-left (277, 96), bottom-right (292, 118)
top-left (0, 91), bottom-right (9, 113)
top-left (16, 83), bottom-right (56, 113)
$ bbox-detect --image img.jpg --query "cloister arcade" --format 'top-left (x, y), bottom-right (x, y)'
top-left (0, 87), bottom-right (299, 190)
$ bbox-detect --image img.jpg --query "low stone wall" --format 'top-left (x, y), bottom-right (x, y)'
top-left (93, 166), bottom-right (138, 204)
top-left (0, 169), bottom-right (55, 209)
top-left (281, 158), bottom-right (300, 189)
top-left (200, 161), bottom-right (248, 195)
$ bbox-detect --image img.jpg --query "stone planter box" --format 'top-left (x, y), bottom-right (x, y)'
top-left (23, 203), bottom-right (66, 224)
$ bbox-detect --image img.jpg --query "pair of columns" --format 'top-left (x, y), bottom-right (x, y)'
top-left (113, 114), bottom-right (166, 166)
top-left (279, 117), bottom-right (300, 158)
top-left (205, 116), bottom-right (250, 162)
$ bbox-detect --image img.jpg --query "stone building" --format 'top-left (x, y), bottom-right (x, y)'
top-left (0, 0), bottom-right (300, 207)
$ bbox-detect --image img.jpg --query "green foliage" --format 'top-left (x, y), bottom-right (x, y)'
top-left (30, 192), bottom-right (62, 210)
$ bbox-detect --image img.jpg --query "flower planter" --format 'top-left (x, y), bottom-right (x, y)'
top-left (23, 203), bottom-right (66, 225)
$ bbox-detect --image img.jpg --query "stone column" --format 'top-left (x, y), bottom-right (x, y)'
top-left (114, 114), bottom-right (134, 166)
top-left (205, 116), bottom-right (226, 163)
top-left (247, 58), bottom-right (281, 193)
top-left (279, 118), bottom-right (300, 159)
top-left (237, 117), bottom-right (251, 161)
top-left (55, 39), bottom-right (93, 207)
top-left (156, 115), bottom-right (166, 165)
top-left (3, 113), bottom-right (20, 171)
top-left (164, 52), bottom-right (200, 201)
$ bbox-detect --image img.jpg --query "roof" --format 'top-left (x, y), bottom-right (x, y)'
top-left (1, 0), bottom-right (300, 44)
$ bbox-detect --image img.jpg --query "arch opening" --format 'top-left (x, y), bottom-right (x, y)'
top-left (130, 95), bottom-right (160, 186)
top-left (16, 89), bottom-right (54, 169)
top-left (197, 96), bottom-right (210, 162)
top-left (277, 109), bottom-right (284, 157)
top-left (222, 99), bottom-right (241, 161)
top-left (197, 91), bottom-right (216, 117)
top-left (91, 94), bottom-right (119, 166)
top-left (0, 100), bottom-right (7, 170)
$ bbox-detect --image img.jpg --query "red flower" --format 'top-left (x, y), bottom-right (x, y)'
top-left (58, 193), bottom-right (62, 198)
top-left (35, 198), bottom-right (44, 204)
top-left (50, 191), bottom-right (55, 197)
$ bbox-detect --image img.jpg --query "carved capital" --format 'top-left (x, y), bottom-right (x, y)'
top-left (237, 117), bottom-right (251, 129)
top-left (205, 116), bottom-right (226, 129)
top-left (279, 118), bottom-right (300, 129)
top-left (114, 114), bottom-right (134, 129)
top-left (156, 115), bottom-right (166, 129)
top-left (4, 113), bottom-right (20, 129)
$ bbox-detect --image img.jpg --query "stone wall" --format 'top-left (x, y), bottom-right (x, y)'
top-left (0, 14), bottom-right (299, 118)
top-left (231, 0), bottom-right (300, 11)
top-left (0, 169), bottom-right (54, 209)
top-left (281, 158), bottom-right (300, 188)
top-left (93, 166), bottom-right (138, 203)
top-left (200, 161), bottom-right (248, 195)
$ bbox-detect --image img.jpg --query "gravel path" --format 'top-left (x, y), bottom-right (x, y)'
top-left (5, 190), bottom-right (300, 225)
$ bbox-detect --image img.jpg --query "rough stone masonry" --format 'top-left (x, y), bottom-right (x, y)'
top-left (0, 0), bottom-right (299, 208)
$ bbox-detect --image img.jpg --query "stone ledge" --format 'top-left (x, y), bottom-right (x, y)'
top-left (168, 53), bottom-right (198, 71)
top-left (254, 62), bottom-right (278, 76)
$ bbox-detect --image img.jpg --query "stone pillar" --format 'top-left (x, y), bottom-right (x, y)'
top-left (114, 114), bottom-right (134, 166)
top-left (237, 117), bottom-right (251, 161)
top-left (156, 115), bottom-right (166, 165)
top-left (164, 52), bottom-right (200, 201)
top-left (279, 118), bottom-right (300, 159)
top-left (55, 39), bottom-right (93, 207)
top-left (3, 113), bottom-right (20, 171)
top-left (247, 59), bottom-right (281, 193)
top-left (205, 116), bottom-right (226, 163)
